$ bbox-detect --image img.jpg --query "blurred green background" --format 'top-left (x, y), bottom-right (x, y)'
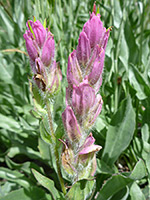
top-left (0, 0), bottom-right (150, 199)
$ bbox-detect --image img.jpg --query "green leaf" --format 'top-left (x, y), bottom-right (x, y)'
top-left (124, 20), bottom-right (139, 64)
top-left (143, 104), bottom-right (150, 130)
top-left (142, 184), bottom-right (150, 200)
top-left (66, 179), bottom-right (95, 200)
top-left (132, 137), bottom-right (150, 161)
top-left (114, 0), bottom-right (122, 29)
top-left (96, 159), bottom-right (117, 175)
top-left (119, 30), bottom-right (129, 71)
top-left (110, 186), bottom-right (129, 200)
top-left (0, 167), bottom-right (33, 189)
top-left (31, 83), bottom-right (46, 115)
top-left (0, 56), bottom-right (15, 84)
top-left (0, 182), bottom-right (17, 198)
top-left (130, 182), bottom-right (146, 200)
top-left (38, 137), bottom-right (57, 171)
top-left (5, 157), bottom-right (43, 176)
top-left (8, 142), bottom-right (41, 160)
top-left (40, 121), bottom-right (52, 144)
top-left (129, 64), bottom-right (150, 100)
top-left (0, 187), bottom-right (52, 200)
top-left (0, 114), bottom-right (21, 133)
top-left (32, 169), bottom-right (63, 199)
top-left (145, 152), bottom-right (150, 175)
top-left (0, 6), bottom-right (14, 44)
top-left (97, 174), bottom-right (133, 200)
top-left (129, 159), bottom-right (147, 180)
top-left (102, 96), bottom-right (135, 165)
top-left (141, 124), bottom-right (149, 143)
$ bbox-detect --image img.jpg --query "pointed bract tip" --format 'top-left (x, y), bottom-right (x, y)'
top-left (96, 5), bottom-right (100, 15)
top-left (107, 26), bottom-right (113, 32)
top-left (33, 16), bottom-right (36, 22)
top-left (43, 19), bottom-right (46, 29)
top-left (27, 21), bottom-right (36, 39)
top-left (93, 2), bottom-right (96, 14)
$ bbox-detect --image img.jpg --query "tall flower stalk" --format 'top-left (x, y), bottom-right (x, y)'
top-left (23, 19), bottom-right (66, 194)
top-left (61, 4), bottom-right (110, 181)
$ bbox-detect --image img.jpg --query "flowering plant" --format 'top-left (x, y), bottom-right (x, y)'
top-left (23, 3), bottom-right (110, 199)
top-left (61, 6), bottom-right (110, 181)
top-left (2, 0), bottom-right (149, 199)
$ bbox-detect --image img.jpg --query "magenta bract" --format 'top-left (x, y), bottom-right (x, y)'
top-left (35, 57), bottom-right (45, 74)
top-left (83, 13), bottom-right (104, 50)
top-left (88, 47), bottom-right (105, 87)
top-left (79, 133), bottom-right (102, 155)
top-left (62, 106), bottom-right (81, 142)
top-left (76, 32), bottom-right (91, 66)
top-left (23, 33), bottom-right (38, 62)
top-left (67, 50), bottom-right (82, 86)
top-left (41, 32), bottom-right (55, 67)
top-left (71, 81), bottom-right (96, 117)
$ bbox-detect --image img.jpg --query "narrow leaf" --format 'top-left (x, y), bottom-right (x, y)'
top-left (32, 169), bottom-right (63, 199)
top-left (129, 64), bottom-right (150, 100)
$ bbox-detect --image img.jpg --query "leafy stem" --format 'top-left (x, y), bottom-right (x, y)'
top-left (46, 99), bottom-right (67, 195)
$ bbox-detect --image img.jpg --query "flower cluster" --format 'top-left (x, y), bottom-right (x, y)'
top-left (24, 4), bottom-right (110, 183)
top-left (61, 6), bottom-right (110, 180)
top-left (23, 20), bottom-right (61, 94)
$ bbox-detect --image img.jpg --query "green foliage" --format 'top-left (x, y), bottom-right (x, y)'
top-left (102, 96), bottom-right (136, 166)
top-left (0, 0), bottom-right (150, 199)
top-left (66, 179), bottom-right (95, 200)
top-left (32, 169), bottom-right (64, 199)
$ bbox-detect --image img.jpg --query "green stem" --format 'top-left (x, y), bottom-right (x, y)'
top-left (112, 0), bottom-right (126, 112)
top-left (46, 100), bottom-right (55, 141)
top-left (46, 100), bottom-right (66, 195)
top-left (135, 97), bottom-right (139, 137)
top-left (139, 0), bottom-right (145, 68)
top-left (114, 60), bottom-right (118, 112)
